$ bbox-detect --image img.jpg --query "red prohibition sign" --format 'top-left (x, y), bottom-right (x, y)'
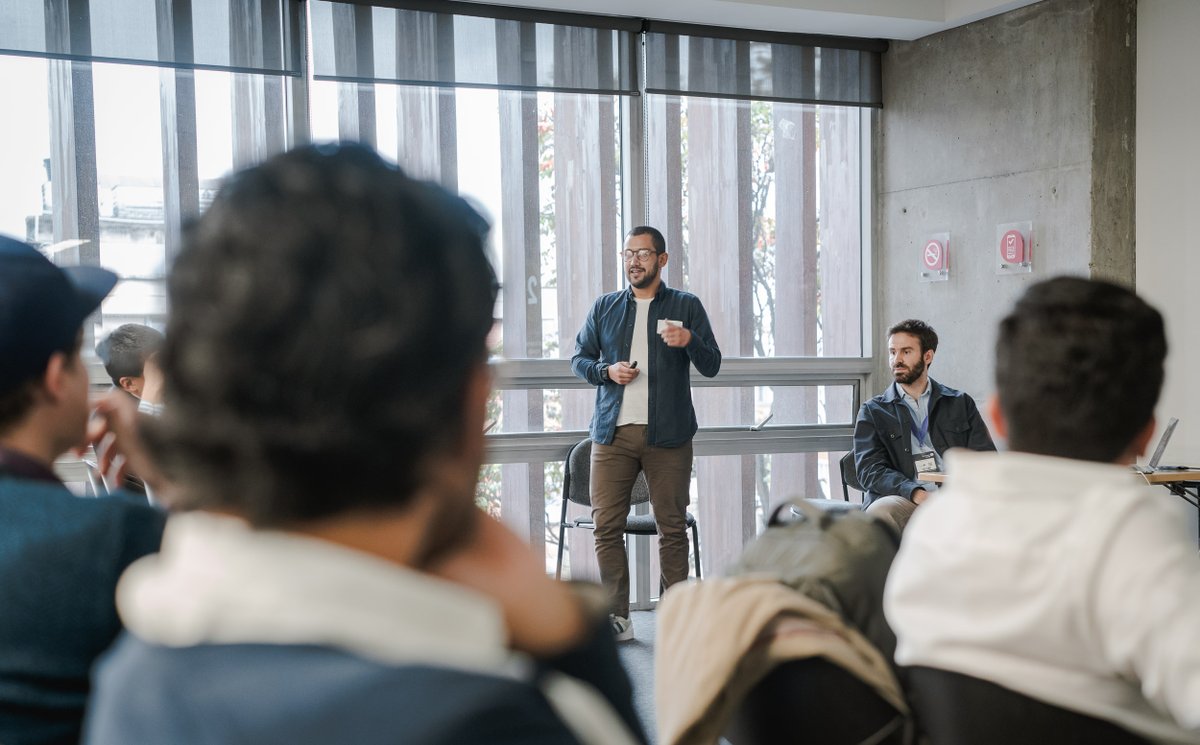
top-left (923, 240), bottom-right (943, 270)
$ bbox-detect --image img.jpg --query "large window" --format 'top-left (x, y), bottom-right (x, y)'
top-left (2, 0), bottom-right (881, 581)
top-left (305, 6), bottom-right (881, 580)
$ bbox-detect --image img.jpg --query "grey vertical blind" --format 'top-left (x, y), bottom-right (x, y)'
top-left (0, 0), bottom-right (304, 75)
top-left (309, 0), bottom-right (640, 94)
top-left (644, 21), bottom-right (884, 108)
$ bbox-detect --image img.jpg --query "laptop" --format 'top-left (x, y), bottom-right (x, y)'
top-left (1132, 417), bottom-right (1180, 474)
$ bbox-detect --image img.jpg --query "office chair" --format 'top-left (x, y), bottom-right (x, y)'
top-left (840, 452), bottom-right (864, 502)
top-left (554, 438), bottom-right (701, 581)
top-left (725, 657), bottom-right (908, 745)
top-left (908, 666), bottom-right (1153, 745)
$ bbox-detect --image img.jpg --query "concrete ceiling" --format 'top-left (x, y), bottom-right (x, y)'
top-left (460, 0), bottom-right (1043, 40)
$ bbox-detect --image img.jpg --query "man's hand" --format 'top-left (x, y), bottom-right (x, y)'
top-left (431, 515), bottom-right (586, 657)
top-left (912, 488), bottom-right (929, 505)
top-left (607, 361), bottom-right (640, 385)
top-left (141, 354), bottom-right (164, 405)
top-left (85, 390), bottom-right (165, 493)
top-left (660, 325), bottom-right (692, 348)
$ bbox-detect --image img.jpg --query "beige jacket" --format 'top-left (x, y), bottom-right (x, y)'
top-left (656, 575), bottom-right (907, 745)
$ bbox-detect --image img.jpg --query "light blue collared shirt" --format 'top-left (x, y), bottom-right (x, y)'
top-left (895, 379), bottom-right (942, 478)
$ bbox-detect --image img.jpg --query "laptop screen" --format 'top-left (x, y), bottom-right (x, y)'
top-left (1148, 417), bottom-right (1179, 469)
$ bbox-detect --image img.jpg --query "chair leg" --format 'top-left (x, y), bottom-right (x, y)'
top-left (842, 483), bottom-right (850, 502)
top-left (691, 522), bottom-right (702, 580)
top-left (555, 498), bottom-right (569, 581)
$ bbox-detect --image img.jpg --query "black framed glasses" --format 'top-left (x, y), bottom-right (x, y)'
top-left (621, 248), bottom-right (659, 262)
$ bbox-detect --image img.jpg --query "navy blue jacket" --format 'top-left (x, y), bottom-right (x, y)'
top-left (571, 284), bottom-right (721, 447)
top-left (0, 476), bottom-right (164, 745)
top-left (85, 618), bottom-right (648, 745)
top-left (853, 379), bottom-right (995, 506)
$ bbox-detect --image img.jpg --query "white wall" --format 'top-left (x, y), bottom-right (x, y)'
top-left (1136, 0), bottom-right (1200, 466)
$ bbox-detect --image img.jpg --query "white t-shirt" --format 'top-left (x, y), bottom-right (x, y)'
top-left (616, 298), bottom-right (651, 426)
top-left (885, 449), bottom-right (1200, 744)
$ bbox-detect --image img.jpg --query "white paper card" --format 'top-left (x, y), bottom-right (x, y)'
top-left (656, 319), bottom-right (683, 333)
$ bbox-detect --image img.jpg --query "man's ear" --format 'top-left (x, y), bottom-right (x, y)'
top-left (924, 348), bottom-right (935, 368)
top-left (987, 395), bottom-right (1008, 440)
top-left (658, 251), bottom-right (669, 268)
top-left (118, 376), bottom-right (143, 397)
top-left (40, 352), bottom-right (70, 405)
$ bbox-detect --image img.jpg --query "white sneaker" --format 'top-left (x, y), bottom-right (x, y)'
top-left (611, 614), bottom-right (635, 642)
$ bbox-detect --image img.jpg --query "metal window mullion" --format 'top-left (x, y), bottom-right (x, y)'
top-left (157, 0), bottom-right (200, 269)
top-left (484, 424), bottom-right (855, 465)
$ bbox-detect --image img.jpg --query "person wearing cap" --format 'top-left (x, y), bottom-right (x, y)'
top-left (0, 235), bottom-right (165, 745)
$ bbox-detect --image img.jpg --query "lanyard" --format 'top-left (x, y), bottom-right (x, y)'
top-left (910, 414), bottom-right (930, 448)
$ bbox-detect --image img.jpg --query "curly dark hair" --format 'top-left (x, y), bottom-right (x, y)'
top-left (146, 144), bottom-right (498, 526)
top-left (887, 319), bottom-right (938, 355)
top-left (995, 276), bottom-right (1166, 463)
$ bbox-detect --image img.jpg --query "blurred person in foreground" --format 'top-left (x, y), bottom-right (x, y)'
top-left (886, 276), bottom-right (1200, 743)
top-left (83, 144), bottom-right (646, 745)
top-left (0, 236), bottom-right (165, 745)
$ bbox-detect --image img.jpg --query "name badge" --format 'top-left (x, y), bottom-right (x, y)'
top-left (913, 451), bottom-right (938, 474)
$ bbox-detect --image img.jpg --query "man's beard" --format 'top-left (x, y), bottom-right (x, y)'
top-left (893, 356), bottom-right (926, 385)
top-left (411, 477), bottom-right (483, 569)
top-left (628, 262), bottom-right (659, 289)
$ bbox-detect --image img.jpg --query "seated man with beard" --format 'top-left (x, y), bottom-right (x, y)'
top-left (852, 319), bottom-right (995, 535)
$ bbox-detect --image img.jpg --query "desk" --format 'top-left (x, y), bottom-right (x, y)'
top-left (1137, 470), bottom-right (1200, 546)
top-left (920, 469), bottom-right (1200, 545)
top-left (1137, 469), bottom-right (1200, 488)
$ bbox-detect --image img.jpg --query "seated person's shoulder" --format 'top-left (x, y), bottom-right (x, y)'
top-left (0, 481), bottom-right (166, 556)
top-left (90, 641), bottom-right (585, 745)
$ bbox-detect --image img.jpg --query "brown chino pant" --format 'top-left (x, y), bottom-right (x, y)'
top-left (590, 424), bottom-right (693, 619)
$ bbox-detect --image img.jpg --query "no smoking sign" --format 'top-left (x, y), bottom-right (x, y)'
top-left (923, 240), bottom-right (944, 270)
top-left (919, 233), bottom-right (949, 283)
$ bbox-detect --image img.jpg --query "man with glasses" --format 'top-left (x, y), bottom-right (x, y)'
top-left (572, 226), bottom-right (721, 641)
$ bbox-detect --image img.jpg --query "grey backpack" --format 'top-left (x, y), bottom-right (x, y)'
top-left (729, 499), bottom-right (900, 664)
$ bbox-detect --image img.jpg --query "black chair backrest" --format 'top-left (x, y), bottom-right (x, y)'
top-left (563, 439), bottom-right (649, 508)
top-left (840, 451), bottom-right (864, 493)
top-left (725, 657), bottom-right (906, 745)
top-left (908, 667), bottom-right (1153, 745)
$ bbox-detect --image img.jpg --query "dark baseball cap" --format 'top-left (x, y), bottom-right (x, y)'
top-left (0, 235), bottom-right (117, 393)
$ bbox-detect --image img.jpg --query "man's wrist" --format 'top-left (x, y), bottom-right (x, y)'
top-left (598, 362), bottom-right (610, 382)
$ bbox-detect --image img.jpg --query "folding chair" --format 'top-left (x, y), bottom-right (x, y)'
top-left (840, 451), bottom-right (864, 502)
top-left (554, 438), bottom-right (700, 581)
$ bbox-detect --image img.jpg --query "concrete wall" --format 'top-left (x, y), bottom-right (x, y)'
top-left (873, 0), bottom-right (1136, 424)
top-left (1136, 0), bottom-right (1200, 465)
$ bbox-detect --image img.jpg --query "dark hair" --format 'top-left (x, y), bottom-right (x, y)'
top-left (146, 144), bottom-right (498, 527)
top-left (96, 323), bottom-right (164, 386)
top-left (0, 379), bottom-right (38, 436)
top-left (0, 332), bottom-right (83, 435)
top-left (995, 276), bottom-right (1166, 462)
top-left (627, 225), bottom-right (666, 254)
top-left (887, 319), bottom-right (938, 354)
